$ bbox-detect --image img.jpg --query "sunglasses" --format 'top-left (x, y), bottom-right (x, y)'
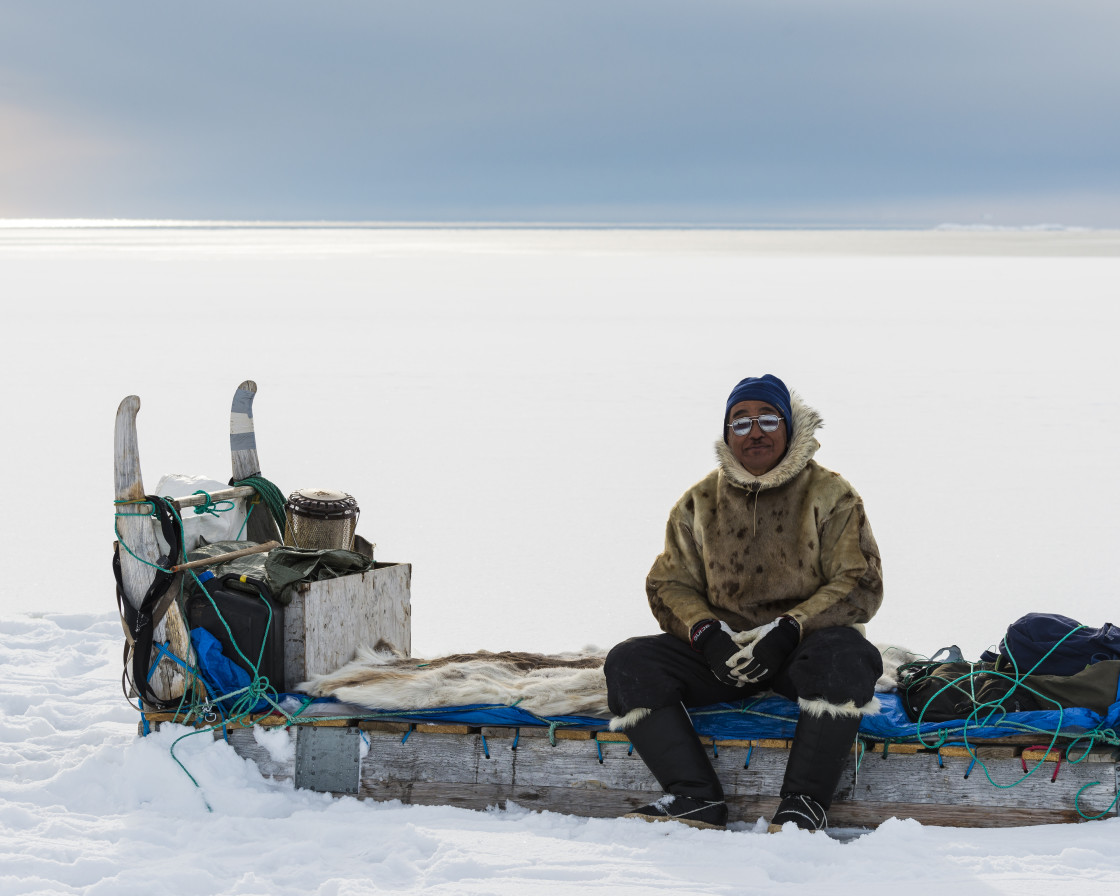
top-left (727, 414), bottom-right (784, 436)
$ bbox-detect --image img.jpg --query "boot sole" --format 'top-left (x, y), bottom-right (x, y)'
top-left (767, 823), bottom-right (822, 833)
top-left (624, 811), bottom-right (725, 831)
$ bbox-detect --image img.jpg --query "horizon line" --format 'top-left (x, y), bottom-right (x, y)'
top-left (0, 218), bottom-right (1107, 233)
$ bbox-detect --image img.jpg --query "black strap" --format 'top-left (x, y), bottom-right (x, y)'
top-left (113, 496), bottom-right (184, 710)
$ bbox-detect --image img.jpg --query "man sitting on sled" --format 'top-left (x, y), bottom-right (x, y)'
top-left (605, 374), bottom-right (884, 832)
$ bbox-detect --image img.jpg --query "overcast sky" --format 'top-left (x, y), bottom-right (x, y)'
top-left (2, 1), bottom-right (1118, 225)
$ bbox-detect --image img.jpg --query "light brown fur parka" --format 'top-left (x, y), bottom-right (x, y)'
top-left (646, 393), bottom-right (883, 642)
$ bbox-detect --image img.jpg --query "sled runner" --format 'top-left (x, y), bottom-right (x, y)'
top-left (116, 382), bottom-right (1120, 828)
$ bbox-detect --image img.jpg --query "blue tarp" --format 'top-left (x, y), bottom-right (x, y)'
top-left (691, 692), bottom-right (1120, 744)
top-left (190, 628), bottom-right (271, 713)
top-left (284, 686), bottom-right (1120, 749)
top-left (192, 627), bottom-right (1120, 745)
top-left (310, 692), bottom-right (1120, 745)
top-left (268, 690), bottom-right (1120, 751)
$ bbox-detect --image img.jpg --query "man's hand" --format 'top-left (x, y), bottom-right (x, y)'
top-left (689, 619), bottom-right (749, 687)
top-left (729, 616), bottom-right (801, 684)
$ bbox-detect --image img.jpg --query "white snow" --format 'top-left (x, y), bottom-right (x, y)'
top-left (3, 614), bottom-right (1120, 895)
top-left (2, 225), bottom-right (1120, 892)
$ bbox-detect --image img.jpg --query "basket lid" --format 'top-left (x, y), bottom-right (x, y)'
top-left (285, 488), bottom-right (359, 520)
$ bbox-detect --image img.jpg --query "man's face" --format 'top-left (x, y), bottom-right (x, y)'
top-left (727, 399), bottom-right (789, 476)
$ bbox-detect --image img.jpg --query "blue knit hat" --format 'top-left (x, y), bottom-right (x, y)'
top-left (724, 374), bottom-right (793, 442)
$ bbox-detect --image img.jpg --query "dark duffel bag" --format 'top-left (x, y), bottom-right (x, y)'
top-left (899, 658), bottom-right (1120, 723)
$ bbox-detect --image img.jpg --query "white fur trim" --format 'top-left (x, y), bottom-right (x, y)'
top-left (715, 392), bottom-right (823, 491)
top-left (609, 707), bottom-right (652, 731)
top-left (797, 696), bottom-right (881, 719)
top-left (874, 643), bottom-right (926, 692)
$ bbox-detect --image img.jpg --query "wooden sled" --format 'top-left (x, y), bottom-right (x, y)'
top-left (122, 384), bottom-right (1119, 829)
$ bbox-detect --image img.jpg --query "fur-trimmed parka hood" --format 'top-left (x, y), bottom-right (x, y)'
top-left (715, 392), bottom-right (824, 492)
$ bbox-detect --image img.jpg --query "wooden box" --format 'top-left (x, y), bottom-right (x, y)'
top-left (283, 561), bottom-right (412, 687)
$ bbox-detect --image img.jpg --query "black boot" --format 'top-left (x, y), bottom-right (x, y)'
top-left (769, 793), bottom-right (828, 832)
top-left (622, 703), bottom-right (727, 829)
top-left (768, 707), bottom-right (860, 832)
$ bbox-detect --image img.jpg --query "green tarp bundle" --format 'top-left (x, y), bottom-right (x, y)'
top-left (185, 540), bottom-right (374, 605)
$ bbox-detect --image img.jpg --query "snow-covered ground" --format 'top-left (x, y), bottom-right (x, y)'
top-left (4, 613), bottom-right (1119, 895)
top-left (2, 225), bottom-right (1120, 892)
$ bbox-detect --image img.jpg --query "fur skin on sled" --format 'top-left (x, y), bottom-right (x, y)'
top-left (298, 642), bottom-right (921, 718)
top-left (298, 644), bottom-right (612, 718)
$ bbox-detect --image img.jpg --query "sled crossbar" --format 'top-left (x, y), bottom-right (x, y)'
top-left (171, 486), bottom-right (260, 510)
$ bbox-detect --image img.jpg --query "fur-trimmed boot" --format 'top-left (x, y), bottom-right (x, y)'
top-left (622, 703), bottom-right (727, 830)
top-left (768, 706), bottom-right (861, 833)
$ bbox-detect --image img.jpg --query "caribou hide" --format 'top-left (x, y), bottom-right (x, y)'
top-left (298, 645), bottom-right (612, 718)
top-left (298, 641), bottom-right (922, 719)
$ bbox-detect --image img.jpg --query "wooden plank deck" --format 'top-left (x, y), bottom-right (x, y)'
top-left (146, 715), bottom-right (1120, 828)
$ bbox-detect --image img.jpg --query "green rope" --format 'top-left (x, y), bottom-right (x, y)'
top-left (191, 490), bottom-right (234, 518)
top-left (1074, 781), bottom-right (1120, 820)
top-left (113, 500), bottom-right (172, 573)
top-left (167, 727), bottom-right (214, 811)
top-left (231, 476), bottom-right (287, 534)
top-left (687, 638), bottom-right (1120, 819)
top-left (113, 518), bottom-right (172, 573)
top-left (235, 501), bottom-right (254, 541)
top-left (893, 627), bottom-right (1120, 817)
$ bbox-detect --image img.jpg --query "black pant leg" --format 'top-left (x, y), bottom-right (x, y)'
top-left (768, 626), bottom-right (883, 810)
top-left (769, 625), bottom-right (883, 709)
top-left (604, 633), bottom-right (759, 717)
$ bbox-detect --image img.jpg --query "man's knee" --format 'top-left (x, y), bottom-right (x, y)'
top-left (605, 637), bottom-right (655, 711)
top-left (785, 626), bottom-right (882, 710)
top-left (604, 634), bottom-right (688, 718)
top-left (604, 637), bottom-right (643, 681)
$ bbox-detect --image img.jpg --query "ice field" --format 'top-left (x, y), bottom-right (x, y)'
top-left (2, 224), bottom-right (1119, 893)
